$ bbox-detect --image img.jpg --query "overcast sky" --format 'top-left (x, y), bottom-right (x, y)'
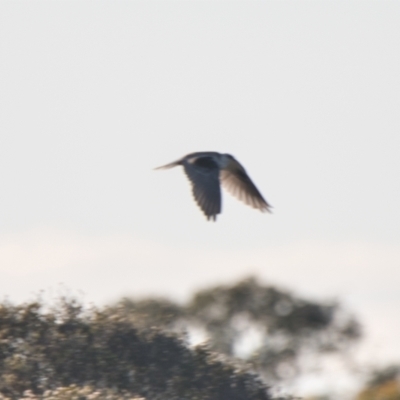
top-left (1, 1), bottom-right (399, 396)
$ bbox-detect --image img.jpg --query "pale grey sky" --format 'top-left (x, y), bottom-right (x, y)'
top-left (1, 1), bottom-right (399, 396)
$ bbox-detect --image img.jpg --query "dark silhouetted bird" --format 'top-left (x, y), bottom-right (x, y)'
top-left (155, 152), bottom-right (272, 221)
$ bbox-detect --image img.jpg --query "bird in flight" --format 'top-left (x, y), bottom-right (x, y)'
top-left (155, 152), bottom-right (272, 221)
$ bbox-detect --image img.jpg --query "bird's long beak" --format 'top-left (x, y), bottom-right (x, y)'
top-left (154, 160), bottom-right (181, 170)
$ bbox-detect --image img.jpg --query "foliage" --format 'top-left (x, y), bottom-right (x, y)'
top-left (367, 365), bottom-right (400, 388)
top-left (0, 386), bottom-right (145, 400)
top-left (0, 277), bottom-right (362, 399)
top-left (356, 365), bottom-right (400, 400)
top-left (0, 297), bottom-right (272, 400)
top-left (108, 277), bottom-right (361, 383)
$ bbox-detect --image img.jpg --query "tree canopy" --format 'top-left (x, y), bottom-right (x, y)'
top-left (108, 277), bottom-right (361, 383)
top-left (0, 277), bottom-right (362, 400)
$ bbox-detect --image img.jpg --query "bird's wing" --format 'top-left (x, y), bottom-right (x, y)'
top-left (182, 156), bottom-right (221, 221)
top-left (220, 159), bottom-right (272, 213)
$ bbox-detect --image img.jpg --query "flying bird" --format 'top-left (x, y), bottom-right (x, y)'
top-left (155, 152), bottom-right (272, 221)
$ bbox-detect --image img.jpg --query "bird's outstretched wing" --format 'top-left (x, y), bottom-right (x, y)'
top-left (182, 156), bottom-right (221, 221)
top-left (220, 158), bottom-right (272, 213)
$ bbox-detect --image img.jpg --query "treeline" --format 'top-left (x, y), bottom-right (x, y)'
top-left (0, 277), bottom-right (368, 400)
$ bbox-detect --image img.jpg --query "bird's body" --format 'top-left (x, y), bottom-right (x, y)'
top-left (155, 152), bottom-right (272, 221)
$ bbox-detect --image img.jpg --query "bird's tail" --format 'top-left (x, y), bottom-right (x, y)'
top-left (154, 159), bottom-right (182, 170)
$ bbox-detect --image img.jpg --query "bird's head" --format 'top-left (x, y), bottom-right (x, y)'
top-left (220, 153), bottom-right (236, 168)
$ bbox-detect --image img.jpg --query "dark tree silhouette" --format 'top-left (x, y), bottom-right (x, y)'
top-left (0, 297), bottom-right (273, 400)
top-left (0, 277), bottom-right (361, 400)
